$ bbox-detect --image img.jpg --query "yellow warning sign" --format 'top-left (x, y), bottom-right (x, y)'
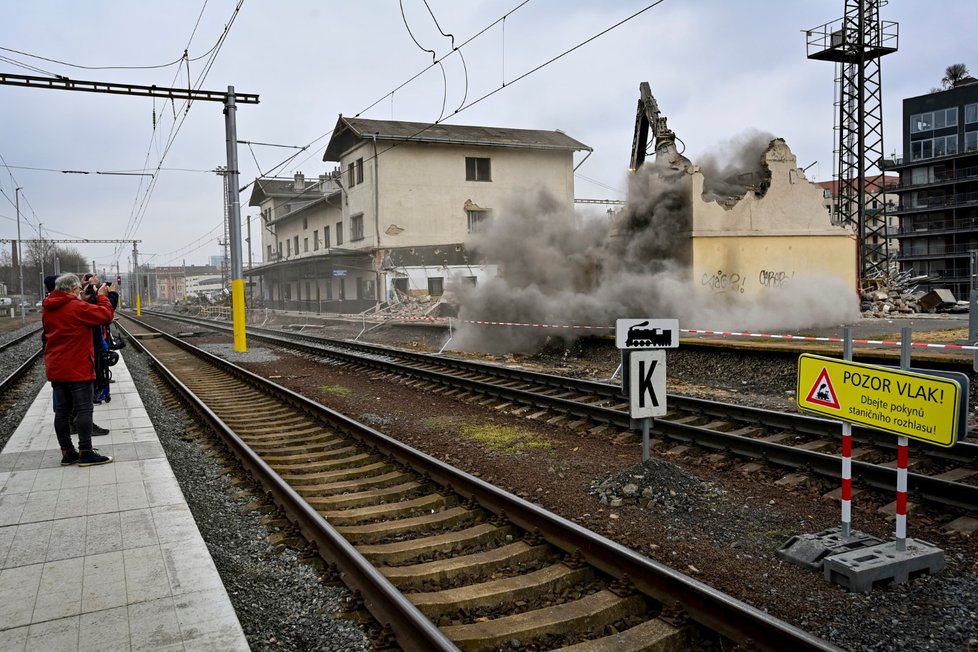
top-left (797, 354), bottom-right (962, 447)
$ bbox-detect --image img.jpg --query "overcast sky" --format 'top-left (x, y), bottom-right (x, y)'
top-left (1, 0), bottom-right (975, 273)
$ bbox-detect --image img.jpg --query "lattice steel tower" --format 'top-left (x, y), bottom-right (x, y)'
top-left (807, 1), bottom-right (898, 281)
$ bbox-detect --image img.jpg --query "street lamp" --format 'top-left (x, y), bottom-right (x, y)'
top-left (15, 188), bottom-right (24, 322)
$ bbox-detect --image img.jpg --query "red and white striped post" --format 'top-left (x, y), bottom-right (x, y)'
top-left (840, 326), bottom-right (853, 538)
top-left (896, 327), bottom-right (913, 552)
top-left (895, 435), bottom-right (909, 551)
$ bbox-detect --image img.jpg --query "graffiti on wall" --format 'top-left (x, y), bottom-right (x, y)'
top-left (758, 269), bottom-right (795, 289)
top-left (700, 268), bottom-right (796, 294)
top-left (701, 269), bottom-right (745, 294)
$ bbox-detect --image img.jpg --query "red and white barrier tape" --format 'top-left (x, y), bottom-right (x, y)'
top-left (679, 328), bottom-right (976, 350)
top-left (376, 315), bottom-right (975, 350)
top-left (451, 319), bottom-right (977, 350)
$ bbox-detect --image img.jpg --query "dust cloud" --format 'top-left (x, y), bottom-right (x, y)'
top-left (451, 139), bottom-right (859, 355)
top-left (699, 129), bottom-right (777, 201)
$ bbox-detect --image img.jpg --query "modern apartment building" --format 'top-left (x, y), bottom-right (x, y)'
top-left (889, 79), bottom-right (978, 297)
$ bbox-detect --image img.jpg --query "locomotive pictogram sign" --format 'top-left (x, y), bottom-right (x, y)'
top-left (615, 319), bottom-right (679, 349)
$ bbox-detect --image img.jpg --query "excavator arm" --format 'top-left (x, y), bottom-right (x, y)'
top-left (629, 81), bottom-right (677, 171)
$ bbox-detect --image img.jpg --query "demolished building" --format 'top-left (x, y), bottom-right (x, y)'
top-left (624, 83), bottom-right (857, 302)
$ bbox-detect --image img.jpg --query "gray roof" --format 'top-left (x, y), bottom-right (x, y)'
top-left (323, 116), bottom-right (590, 162)
top-left (247, 176), bottom-right (340, 207)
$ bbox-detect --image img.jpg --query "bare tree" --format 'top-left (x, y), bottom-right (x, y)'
top-left (941, 63), bottom-right (971, 89)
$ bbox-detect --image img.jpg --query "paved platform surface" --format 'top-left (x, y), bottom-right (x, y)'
top-left (0, 357), bottom-right (249, 651)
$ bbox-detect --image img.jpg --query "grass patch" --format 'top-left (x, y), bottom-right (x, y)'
top-left (425, 416), bottom-right (552, 454)
top-left (319, 384), bottom-right (352, 396)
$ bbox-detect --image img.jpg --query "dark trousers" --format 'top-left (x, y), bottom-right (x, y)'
top-left (52, 381), bottom-right (95, 452)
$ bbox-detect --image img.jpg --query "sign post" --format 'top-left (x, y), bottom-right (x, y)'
top-left (790, 331), bottom-right (960, 590)
top-left (616, 319), bottom-right (677, 462)
top-left (840, 326), bottom-right (853, 538)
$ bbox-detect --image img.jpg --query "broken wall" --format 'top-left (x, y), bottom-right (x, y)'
top-left (689, 139), bottom-right (857, 300)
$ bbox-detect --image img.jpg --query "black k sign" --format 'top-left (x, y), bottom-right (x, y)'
top-left (629, 350), bottom-right (667, 418)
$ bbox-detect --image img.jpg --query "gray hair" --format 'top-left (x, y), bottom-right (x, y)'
top-left (54, 273), bottom-right (80, 293)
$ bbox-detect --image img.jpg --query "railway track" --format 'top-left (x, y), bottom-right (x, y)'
top-left (118, 315), bottom-right (837, 651)
top-left (137, 311), bottom-right (978, 513)
top-left (0, 326), bottom-right (43, 398)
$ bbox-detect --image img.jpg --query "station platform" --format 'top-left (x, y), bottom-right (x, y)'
top-left (0, 356), bottom-right (249, 651)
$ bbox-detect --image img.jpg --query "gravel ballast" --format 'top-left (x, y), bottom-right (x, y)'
top-left (9, 311), bottom-right (976, 652)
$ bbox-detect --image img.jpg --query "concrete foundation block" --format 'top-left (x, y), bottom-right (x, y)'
top-left (823, 538), bottom-right (945, 593)
top-left (777, 527), bottom-right (882, 571)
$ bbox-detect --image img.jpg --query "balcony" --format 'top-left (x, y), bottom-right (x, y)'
top-left (897, 214), bottom-right (978, 236)
top-left (896, 164), bottom-right (978, 190)
top-left (898, 242), bottom-right (978, 258)
top-left (891, 191), bottom-right (978, 214)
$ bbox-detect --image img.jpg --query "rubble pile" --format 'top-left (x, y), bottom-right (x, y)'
top-left (859, 271), bottom-right (968, 316)
top-left (376, 293), bottom-right (452, 320)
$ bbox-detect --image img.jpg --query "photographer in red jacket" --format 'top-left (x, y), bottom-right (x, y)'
top-left (42, 273), bottom-right (115, 466)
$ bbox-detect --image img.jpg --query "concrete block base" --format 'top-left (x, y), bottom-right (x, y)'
top-left (777, 527), bottom-right (882, 571)
top-left (823, 538), bottom-right (945, 593)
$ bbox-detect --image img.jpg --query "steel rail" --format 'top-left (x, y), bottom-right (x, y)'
top-left (0, 348), bottom-right (43, 398)
top-left (120, 316), bottom-right (839, 651)
top-left (118, 322), bottom-right (457, 652)
top-left (0, 326), bottom-right (43, 353)
top-left (139, 312), bottom-right (978, 508)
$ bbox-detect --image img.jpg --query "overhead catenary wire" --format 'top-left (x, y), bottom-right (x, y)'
top-left (113, 0), bottom-right (245, 263)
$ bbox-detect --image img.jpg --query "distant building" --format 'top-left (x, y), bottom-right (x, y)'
top-left (153, 265), bottom-right (222, 302)
top-left (815, 175), bottom-right (900, 271)
top-left (246, 118), bottom-right (590, 313)
top-left (887, 78), bottom-right (978, 297)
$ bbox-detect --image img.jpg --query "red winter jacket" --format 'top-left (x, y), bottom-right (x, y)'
top-left (42, 291), bottom-right (114, 383)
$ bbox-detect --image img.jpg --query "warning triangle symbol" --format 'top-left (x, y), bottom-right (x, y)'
top-left (806, 367), bottom-right (841, 409)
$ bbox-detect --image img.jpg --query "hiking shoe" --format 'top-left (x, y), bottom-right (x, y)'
top-left (60, 450), bottom-right (79, 466)
top-left (92, 423), bottom-right (110, 436)
top-left (78, 449), bottom-right (113, 467)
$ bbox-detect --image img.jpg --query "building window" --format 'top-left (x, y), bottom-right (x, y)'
top-left (303, 217), bottom-right (308, 229)
top-left (336, 222), bottom-right (343, 245)
top-left (293, 236), bottom-right (299, 255)
top-left (351, 214), bottom-right (364, 241)
top-left (966, 103), bottom-right (978, 124)
top-left (465, 157), bottom-right (491, 181)
top-left (286, 239), bottom-right (291, 257)
top-left (463, 276), bottom-right (477, 286)
top-left (965, 131), bottom-right (978, 153)
top-left (324, 226), bottom-right (330, 248)
top-left (911, 112), bottom-right (934, 133)
top-left (912, 108), bottom-right (958, 133)
top-left (348, 162), bottom-right (356, 187)
top-left (933, 134), bottom-right (958, 157)
top-left (303, 237), bottom-right (309, 252)
top-left (356, 158), bottom-right (364, 184)
top-left (313, 233), bottom-right (319, 251)
top-left (466, 209), bottom-right (491, 233)
top-left (277, 242), bottom-right (282, 258)
top-left (267, 244), bottom-right (272, 260)
top-left (427, 277), bottom-right (444, 296)
top-left (934, 107), bottom-right (958, 129)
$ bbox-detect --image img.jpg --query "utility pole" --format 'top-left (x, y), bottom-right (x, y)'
top-left (0, 72), bottom-right (257, 347)
top-left (225, 86), bottom-right (247, 352)
top-left (133, 242), bottom-right (140, 316)
top-left (38, 223), bottom-right (44, 298)
top-left (15, 188), bottom-right (24, 322)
